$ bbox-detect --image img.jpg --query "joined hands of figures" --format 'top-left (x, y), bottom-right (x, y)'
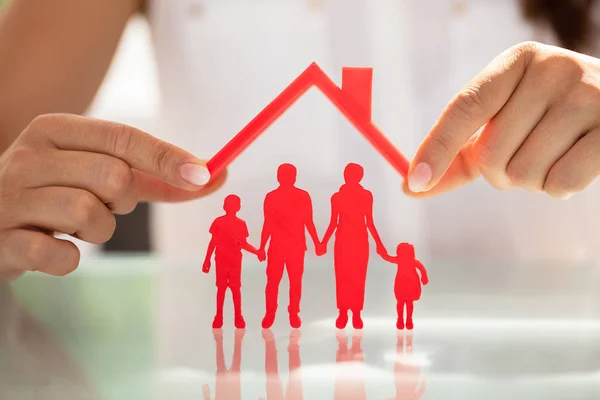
top-left (376, 243), bottom-right (388, 258)
top-left (257, 249), bottom-right (266, 262)
top-left (315, 241), bottom-right (327, 257)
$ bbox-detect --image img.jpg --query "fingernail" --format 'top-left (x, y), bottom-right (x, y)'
top-left (180, 163), bottom-right (211, 186)
top-left (408, 162), bottom-right (432, 192)
top-left (559, 192), bottom-right (575, 200)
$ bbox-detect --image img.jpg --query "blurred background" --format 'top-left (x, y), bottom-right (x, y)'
top-left (3, 2), bottom-right (600, 399)
top-left (2, 0), bottom-right (600, 263)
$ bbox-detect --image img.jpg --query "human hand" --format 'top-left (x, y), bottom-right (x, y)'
top-left (202, 259), bottom-right (211, 273)
top-left (0, 114), bottom-right (226, 280)
top-left (421, 276), bottom-right (429, 286)
top-left (257, 249), bottom-right (266, 262)
top-left (406, 42), bottom-right (600, 199)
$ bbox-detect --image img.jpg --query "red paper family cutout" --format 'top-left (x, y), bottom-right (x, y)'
top-left (203, 65), bottom-right (428, 330)
top-left (203, 164), bottom-right (429, 330)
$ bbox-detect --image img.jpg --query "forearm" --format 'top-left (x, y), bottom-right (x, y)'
top-left (259, 228), bottom-right (270, 250)
top-left (0, 0), bottom-right (141, 152)
top-left (241, 240), bottom-right (258, 255)
top-left (368, 226), bottom-right (383, 247)
top-left (306, 222), bottom-right (319, 245)
top-left (321, 222), bottom-right (336, 245)
top-left (381, 254), bottom-right (396, 263)
top-left (204, 241), bottom-right (215, 261)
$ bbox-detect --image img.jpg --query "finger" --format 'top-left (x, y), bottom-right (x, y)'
top-left (0, 229), bottom-right (80, 276)
top-left (543, 129), bottom-right (600, 198)
top-left (404, 138), bottom-right (481, 197)
top-left (506, 101), bottom-right (599, 192)
top-left (472, 66), bottom-right (550, 189)
top-left (17, 187), bottom-right (116, 244)
top-left (409, 42), bottom-right (538, 192)
top-left (25, 114), bottom-right (211, 190)
top-left (19, 149), bottom-right (137, 214)
top-left (134, 168), bottom-right (228, 202)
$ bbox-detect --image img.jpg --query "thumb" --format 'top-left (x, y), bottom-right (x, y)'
top-left (407, 42), bottom-right (537, 193)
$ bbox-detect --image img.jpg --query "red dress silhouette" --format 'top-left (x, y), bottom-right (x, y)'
top-left (204, 195), bottom-right (259, 329)
top-left (321, 163), bottom-right (385, 329)
top-left (261, 329), bottom-right (303, 400)
top-left (387, 333), bottom-right (426, 400)
top-left (259, 164), bottom-right (320, 329)
top-left (379, 243), bottom-right (428, 330)
top-left (334, 331), bottom-right (367, 400)
top-left (202, 329), bottom-right (245, 400)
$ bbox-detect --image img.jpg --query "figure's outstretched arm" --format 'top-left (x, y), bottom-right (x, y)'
top-left (241, 239), bottom-right (259, 255)
top-left (320, 196), bottom-right (338, 247)
top-left (365, 192), bottom-right (385, 251)
top-left (379, 252), bottom-right (397, 264)
top-left (416, 260), bottom-right (429, 285)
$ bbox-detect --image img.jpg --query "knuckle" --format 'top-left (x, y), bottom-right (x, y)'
top-left (28, 113), bottom-right (57, 130)
top-left (449, 86), bottom-right (486, 121)
top-left (506, 160), bottom-right (537, 189)
top-left (25, 114), bottom-right (70, 140)
top-left (506, 41), bottom-right (540, 66)
top-left (531, 53), bottom-right (582, 88)
top-left (102, 160), bottom-right (133, 199)
top-left (115, 200), bottom-right (138, 216)
top-left (426, 133), bottom-right (454, 157)
top-left (471, 139), bottom-right (499, 171)
top-left (505, 162), bottom-right (527, 186)
top-left (564, 77), bottom-right (600, 110)
top-left (544, 167), bottom-right (581, 196)
top-left (71, 192), bottom-right (100, 225)
top-left (151, 141), bottom-right (173, 175)
top-left (102, 215), bottom-right (117, 243)
top-left (56, 263), bottom-right (78, 276)
top-left (4, 146), bottom-right (37, 171)
top-left (512, 41), bottom-right (540, 57)
top-left (92, 214), bottom-right (116, 245)
top-left (0, 147), bottom-right (38, 192)
top-left (107, 122), bottom-right (134, 158)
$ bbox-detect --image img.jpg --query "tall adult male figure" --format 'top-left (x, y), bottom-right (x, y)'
top-left (258, 164), bottom-right (321, 329)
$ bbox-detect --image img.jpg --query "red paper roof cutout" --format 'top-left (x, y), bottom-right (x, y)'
top-left (207, 62), bottom-right (410, 179)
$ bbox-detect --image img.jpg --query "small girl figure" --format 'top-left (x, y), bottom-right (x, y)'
top-left (379, 243), bottom-right (428, 330)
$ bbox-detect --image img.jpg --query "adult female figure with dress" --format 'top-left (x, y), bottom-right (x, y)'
top-left (321, 163), bottom-right (385, 329)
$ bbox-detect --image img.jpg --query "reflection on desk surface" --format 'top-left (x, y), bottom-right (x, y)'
top-left (202, 329), bottom-right (425, 400)
top-left (2, 258), bottom-right (600, 400)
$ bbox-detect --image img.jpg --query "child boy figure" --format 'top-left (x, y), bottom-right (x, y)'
top-left (204, 195), bottom-right (260, 329)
